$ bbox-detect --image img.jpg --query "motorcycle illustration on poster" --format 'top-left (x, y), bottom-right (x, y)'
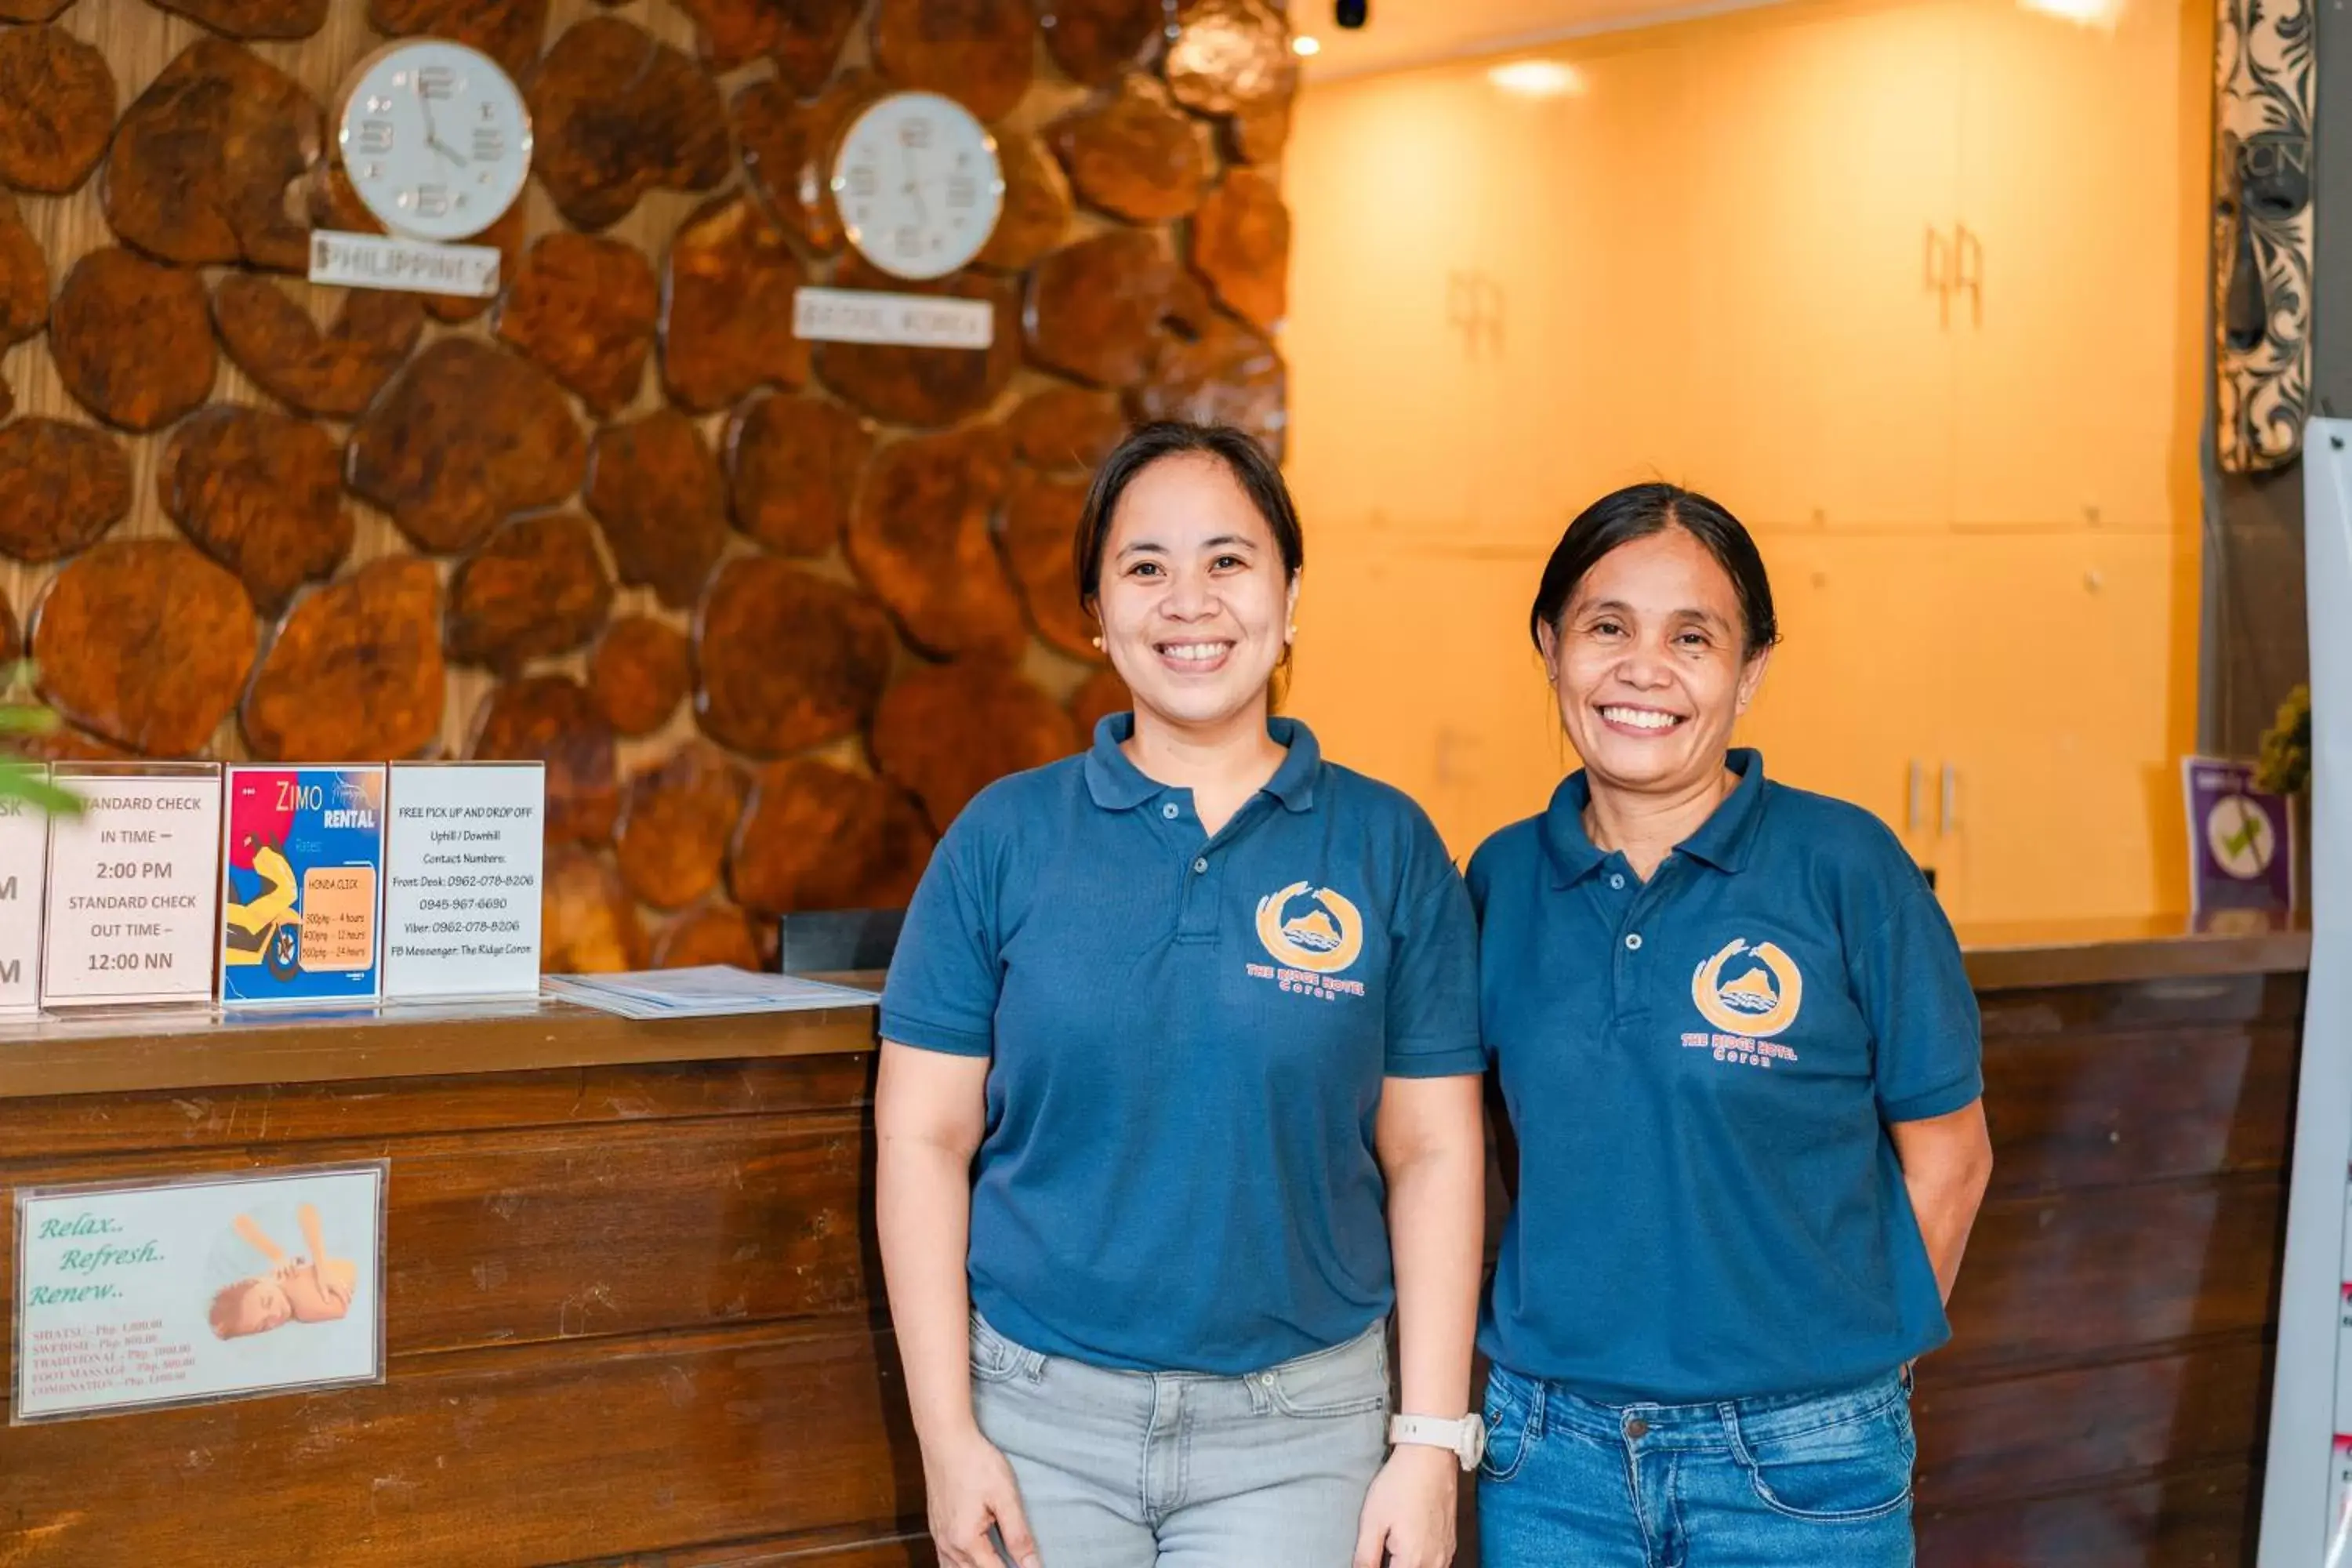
top-left (218, 766), bottom-right (387, 1005)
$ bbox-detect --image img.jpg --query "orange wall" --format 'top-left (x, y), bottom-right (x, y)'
top-left (1278, 0), bottom-right (2212, 923)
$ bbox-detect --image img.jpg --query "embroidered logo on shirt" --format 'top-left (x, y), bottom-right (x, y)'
top-left (1689, 937), bottom-right (1804, 1053)
top-left (1247, 882), bottom-right (1367, 999)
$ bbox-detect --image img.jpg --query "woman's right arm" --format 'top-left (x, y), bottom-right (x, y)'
top-left (876, 1040), bottom-right (1042, 1568)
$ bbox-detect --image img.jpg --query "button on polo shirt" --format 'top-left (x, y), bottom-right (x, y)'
top-left (1468, 750), bottom-right (1982, 1404)
top-left (882, 714), bottom-right (1483, 1375)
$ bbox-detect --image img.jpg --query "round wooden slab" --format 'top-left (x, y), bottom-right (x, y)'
top-left (0, 193), bottom-right (45, 345)
top-left (34, 539), bottom-right (256, 755)
top-left (0, 590), bottom-right (16, 666)
top-left (0, 25), bottom-right (114, 194)
top-left (241, 557), bottom-right (445, 761)
top-left (1189, 168), bottom-right (1289, 331)
top-left (1229, 97), bottom-right (1290, 165)
top-left (349, 338), bottom-right (587, 554)
top-left (652, 903), bottom-right (764, 970)
top-left (1039, 0), bottom-right (1162, 85)
top-left (730, 757), bottom-right (935, 916)
top-left (370, 0), bottom-right (550, 78)
top-left (586, 410), bottom-right (729, 611)
top-left (0, 0), bottom-right (73, 20)
top-left (732, 72), bottom-right (872, 257)
top-left (588, 615), bottom-right (692, 737)
top-left (102, 39), bottom-right (319, 271)
top-left (1129, 319), bottom-right (1286, 458)
top-left (695, 557), bottom-right (897, 757)
top-left (152, 0), bottom-right (327, 38)
top-left (1007, 384), bottom-right (1127, 473)
top-left (212, 276), bottom-right (425, 420)
top-left (871, 0), bottom-right (1033, 122)
top-left (661, 194), bottom-right (810, 412)
top-left (527, 17), bottom-right (731, 231)
top-left (1069, 665), bottom-right (1129, 736)
top-left (0, 419), bottom-right (131, 563)
top-left (846, 426), bottom-right (1025, 659)
top-left (1024, 228), bottom-right (1176, 387)
top-left (814, 260), bottom-right (1020, 429)
top-left (616, 743), bottom-right (748, 910)
top-left (1001, 468), bottom-right (1098, 659)
top-left (975, 132), bottom-right (1074, 274)
top-left (771, 0), bottom-right (862, 93)
top-left (1165, 0), bottom-right (1295, 117)
top-left (669, 0), bottom-right (780, 69)
top-left (543, 845), bottom-right (647, 973)
top-left (870, 661), bottom-right (1078, 832)
top-left (726, 393), bottom-right (873, 557)
top-left (1047, 78), bottom-right (1210, 223)
top-left (445, 512), bottom-right (615, 673)
top-left (52, 248), bottom-right (216, 432)
top-left (472, 674), bottom-right (621, 844)
top-left (495, 232), bottom-right (660, 416)
top-left (159, 405), bottom-right (350, 617)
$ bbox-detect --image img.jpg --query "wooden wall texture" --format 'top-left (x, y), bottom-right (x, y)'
top-left (0, 966), bottom-right (2305, 1565)
top-left (0, 0), bottom-right (1291, 972)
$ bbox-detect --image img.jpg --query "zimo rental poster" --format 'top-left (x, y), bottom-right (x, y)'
top-left (13, 1164), bottom-right (386, 1423)
top-left (219, 766), bottom-right (387, 1005)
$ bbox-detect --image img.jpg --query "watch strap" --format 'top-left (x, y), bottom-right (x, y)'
top-left (1388, 1413), bottom-right (1484, 1471)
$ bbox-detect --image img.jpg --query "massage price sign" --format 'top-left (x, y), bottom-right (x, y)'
top-left (12, 1164), bottom-right (387, 1423)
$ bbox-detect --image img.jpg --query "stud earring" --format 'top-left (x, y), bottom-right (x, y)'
top-left (1091, 635), bottom-right (1104, 651)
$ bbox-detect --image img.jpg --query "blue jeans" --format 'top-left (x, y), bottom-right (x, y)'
top-left (1476, 1363), bottom-right (1916, 1568)
top-left (971, 1312), bottom-right (1389, 1566)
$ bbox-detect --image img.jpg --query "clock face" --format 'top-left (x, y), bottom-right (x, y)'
top-left (336, 40), bottom-right (532, 243)
top-left (830, 92), bottom-right (1006, 281)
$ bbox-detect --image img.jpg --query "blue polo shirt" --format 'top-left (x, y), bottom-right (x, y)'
top-left (1469, 750), bottom-right (1981, 1403)
top-left (881, 714), bottom-right (1483, 1375)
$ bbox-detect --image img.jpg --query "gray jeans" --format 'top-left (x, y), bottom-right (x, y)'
top-left (970, 1312), bottom-right (1392, 1567)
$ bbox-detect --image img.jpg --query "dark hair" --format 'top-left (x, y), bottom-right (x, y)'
top-left (1527, 482), bottom-right (1780, 658)
top-left (1073, 422), bottom-right (1305, 612)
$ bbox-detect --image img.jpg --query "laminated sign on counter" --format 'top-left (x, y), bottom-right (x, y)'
top-left (219, 765), bottom-right (387, 1006)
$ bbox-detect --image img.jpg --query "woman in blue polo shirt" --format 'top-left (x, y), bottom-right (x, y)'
top-left (1470, 482), bottom-right (1996, 1566)
top-left (876, 423), bottom-right (1490, 1568)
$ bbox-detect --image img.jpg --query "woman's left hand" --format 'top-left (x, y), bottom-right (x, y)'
top-left (1352, 1443), bottom-right (1459, 1568)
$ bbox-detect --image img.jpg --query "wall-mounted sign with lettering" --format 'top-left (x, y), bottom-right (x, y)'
top-left (382, 762), bottom-right (545, 1001)
top-left (792, 285), bottom-right (993, 350)
top-left (39, 764), bottom-right (223, 1009)
top-left (219, 765), bottom-right (387, 1007)
top-left (309, 230), bottom-right (501, 299)
top-left (12, 1163), bottom-right (387, 1424)
top-left (0, 762), bottom-right (49, 1012)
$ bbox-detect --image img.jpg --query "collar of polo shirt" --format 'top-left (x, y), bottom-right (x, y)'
top-left (1538, 748), bottom-right (1769, 887)
top-left (1080, 713), bottom-right (1322, 815)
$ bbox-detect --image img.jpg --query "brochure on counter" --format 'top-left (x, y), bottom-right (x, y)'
top-left (541, 966), bottom-right (876, 1020)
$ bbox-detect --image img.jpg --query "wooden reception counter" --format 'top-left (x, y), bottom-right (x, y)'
top-left (0, 916), bottom-right (2313, 1566)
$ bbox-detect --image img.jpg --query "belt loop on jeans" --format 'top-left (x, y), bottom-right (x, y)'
top-left (1018, 1344), bottom-right (1049, 1383)
top-left (1527, 1376), bottom-right (1548, 1440)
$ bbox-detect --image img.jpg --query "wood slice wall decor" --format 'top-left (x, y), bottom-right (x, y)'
top-left (0, 0), bottom-right (1291, 975)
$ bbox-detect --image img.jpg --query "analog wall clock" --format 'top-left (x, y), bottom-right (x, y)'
top-left (830, 91), bottom-right (1006, 281)
top-left (335, 39), bottom-right (533, 243)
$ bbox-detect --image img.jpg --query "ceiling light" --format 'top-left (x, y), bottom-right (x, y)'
top-left (1487, 60), bottom-right (1584, 97)
top-left (2018, 0), bottom-right (2122, 25)
top-left (1292, 34), bottom-right (1321, 55)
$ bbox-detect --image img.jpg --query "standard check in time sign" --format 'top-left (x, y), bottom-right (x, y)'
top-left (40, 764), bottom-right (223, 1009)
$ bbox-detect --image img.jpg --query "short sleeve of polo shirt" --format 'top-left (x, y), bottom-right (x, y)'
top-left (1381, 833), bottom-right (1485, 1080)
top-left (878, 819), bottom-right (999, 1059)
top-left (1850, 883), bottom-right (1984, 1123)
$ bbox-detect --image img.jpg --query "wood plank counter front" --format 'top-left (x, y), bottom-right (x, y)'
top-left (0, 916), bottom-right (2312, 1566)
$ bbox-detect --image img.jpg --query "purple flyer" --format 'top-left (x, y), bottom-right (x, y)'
top-left (2181, 755), bottom-right (2293, 916)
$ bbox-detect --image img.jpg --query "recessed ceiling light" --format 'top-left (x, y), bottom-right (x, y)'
top-left (1487, 59), bottom-right (1584, 96)
top-left (2018, 0), bottom-right (2122, 24)
top-left (1292, 34), bottom-right (1322, 55)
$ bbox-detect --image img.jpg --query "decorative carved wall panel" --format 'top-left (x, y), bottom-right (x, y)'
top-left (0, 0), bottom-right (1291, 969)
top-left (2213, 0), bottom-right (2315, 471)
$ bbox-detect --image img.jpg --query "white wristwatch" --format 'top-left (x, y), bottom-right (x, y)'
top-left (1388, 1412), bottom-right (1486, 1471)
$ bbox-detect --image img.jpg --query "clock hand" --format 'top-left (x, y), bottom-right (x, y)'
top-left (901, 143), bottom-right (928, 224)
